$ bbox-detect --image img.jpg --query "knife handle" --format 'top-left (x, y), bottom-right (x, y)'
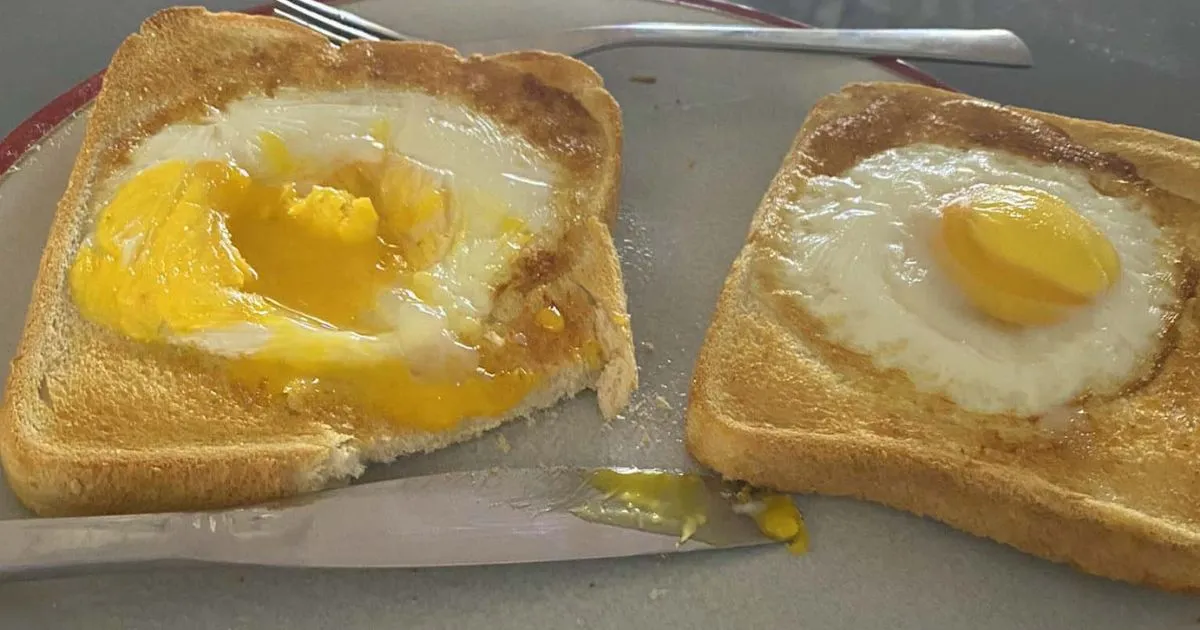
top-left (0, 508), bottom-right (296, 579)
top-left (0, 513), bottom-right (186, 578)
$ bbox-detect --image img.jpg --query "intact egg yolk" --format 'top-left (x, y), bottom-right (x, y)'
top-left (934, 184), bottom-right (1121, 326)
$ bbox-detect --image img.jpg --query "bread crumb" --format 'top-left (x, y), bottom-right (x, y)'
top-left (653, 395), bottom-right (672, 411)
top-left (649, 588), bottom-right (668, 600)
top-left (640, 341), bottom-right (655, 353)
top-left (630, 75), bottom-right (658, 84)
top-left (496, 434), bottom-right (512, 454)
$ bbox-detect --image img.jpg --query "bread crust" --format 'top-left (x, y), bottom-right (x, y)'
top-left (0, 8), bottom-right (635, 516)
top-left (687, 81), bottom-right (1200, 591)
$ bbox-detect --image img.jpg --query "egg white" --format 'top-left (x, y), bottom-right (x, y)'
top-left (101, 89), bottom-right (559, 362)
top-left (772, 143), bottom-right (1176, 416)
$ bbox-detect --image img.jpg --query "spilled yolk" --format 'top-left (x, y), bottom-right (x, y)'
top-left (582, 469), bottom-right (710, 543)
top-left (732, 487), bottom-right (809, 554)
top-left (69, 142), bottom-right (548, 431)
top-left (574, 470), bottom-right (811, 554)
top-left (934, 184), bottom-right (1121, 326)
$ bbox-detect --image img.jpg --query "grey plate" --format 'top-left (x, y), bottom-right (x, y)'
top-left (0, 0), bottom-right (1196, 628)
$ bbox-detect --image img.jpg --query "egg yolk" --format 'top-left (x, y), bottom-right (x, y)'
top-left (69, 149), bottom-right (544, 431)
top-left (535, 305), bottom-right (565, 332)
top-left (934, 184), bottom-right (1121, 326)
top-left (583, 469), bottom-right (710, 543)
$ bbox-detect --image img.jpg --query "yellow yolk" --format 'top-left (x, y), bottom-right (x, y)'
top-left (935, 184), bottom-right (1121, 326)
top-left (535, 305), bottom-right (565, 332)
top-left (582, 469), bottom-right (710, 543)
top-left (70, 160), bottom-right (270, 339)
top-left (732, 487), bottom-right (809, 554)
top-left (70, 153), bottom-right (543, 431)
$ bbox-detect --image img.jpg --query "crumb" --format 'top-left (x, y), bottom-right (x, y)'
top-left (639, 429), bottom-right (652, 448)
top-left (653, 395), bottom-right (672, 411)
top-left (629, 75), bottom-right (658, 84)
top-left (649, 588), bottom-right (668, 600)
top-left (496, 434), bottom-right (511, 454)
top-left (640, 341), bottom-right (655, 353)
top-left (686, 160), bottom-right (696, 170)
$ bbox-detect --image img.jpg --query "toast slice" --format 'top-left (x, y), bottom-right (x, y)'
top-left (686, 81), bottom-right (1200, 591)
top-left (0, 8), bottom-right (635, 516)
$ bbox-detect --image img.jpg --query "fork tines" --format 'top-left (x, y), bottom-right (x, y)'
top-left (273, 0), bottom-right (406, 43)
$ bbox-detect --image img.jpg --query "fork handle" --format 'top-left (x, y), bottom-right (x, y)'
top-left (563, 24), bottom-right (1032, 67)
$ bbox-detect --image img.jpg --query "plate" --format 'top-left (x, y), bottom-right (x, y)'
top-left (0, 0), bottom-right (1195, 628)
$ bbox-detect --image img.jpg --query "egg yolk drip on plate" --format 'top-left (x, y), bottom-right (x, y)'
top-left (69, 122), bottom-right (557, 430)
top-left (935, 183), bottom-right (1121, 326)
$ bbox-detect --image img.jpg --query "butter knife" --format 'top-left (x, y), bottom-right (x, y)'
top-left (0, 467), bottom-right (773, 580)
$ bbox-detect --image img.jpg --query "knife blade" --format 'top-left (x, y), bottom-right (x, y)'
top-left (0, 467), bottom-right (775, 579)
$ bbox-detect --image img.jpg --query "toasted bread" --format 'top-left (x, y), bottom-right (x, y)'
top-left (686, 81), bottom-right (1200, 591)
top-left (0, 8), bottom-right (635, 517)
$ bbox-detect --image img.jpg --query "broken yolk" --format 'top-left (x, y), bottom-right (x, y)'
top-left (69, 147), bottom-right (544, 431)
top-left (934, 184), bottom-right (1121, 326)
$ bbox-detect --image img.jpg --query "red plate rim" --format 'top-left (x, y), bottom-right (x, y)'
top-left (0, 0), bottom-right (946, 176)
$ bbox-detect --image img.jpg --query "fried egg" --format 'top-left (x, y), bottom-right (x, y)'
top-left (772, 143), bottom-right (1176, 416)
top-left (69, 89), bottom-right (564, 428)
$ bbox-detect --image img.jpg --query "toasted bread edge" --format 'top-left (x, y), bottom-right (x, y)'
top-left (686, 81), bottom-right (1200, 591)
top-left (0, 8), bottom-right (634, 516)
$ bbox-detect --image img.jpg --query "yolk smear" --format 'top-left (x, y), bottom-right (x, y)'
top-left (70, 160), bottom-right (270, 339)
top-left (579, 340), bottom-right (605, 370)
top-left (233, 356), bottom-right (537, 431)
top-left (935, 184), bottom-right (1121, 326)
top-left (259, 131), bottom-right (296, 179)
top-left (585, 469), bottom-right (710, 543)
top-left (70, 155), bottom-right (544, 431)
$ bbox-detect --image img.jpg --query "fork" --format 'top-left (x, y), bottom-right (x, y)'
top-left (273, 0), bottom-right (1033, 68)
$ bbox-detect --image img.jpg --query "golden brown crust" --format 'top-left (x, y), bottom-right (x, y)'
top-left (687, 81), bottom-right (1200, 591)
top-left (0, 8), bottom-right (634, 516)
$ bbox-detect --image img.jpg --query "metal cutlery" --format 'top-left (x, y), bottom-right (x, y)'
top-left (0, 467), bottom-right (773, 580)
top-left (274, 0), bottom-right (1033, 67)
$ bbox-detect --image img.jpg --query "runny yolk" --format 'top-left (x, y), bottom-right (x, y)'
top-left (934, 184), bottom-right (1121, 326)
top-left (228, 184), bottom-right (403, 333)
top-left (69, 149), bottom-right (546, 431)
